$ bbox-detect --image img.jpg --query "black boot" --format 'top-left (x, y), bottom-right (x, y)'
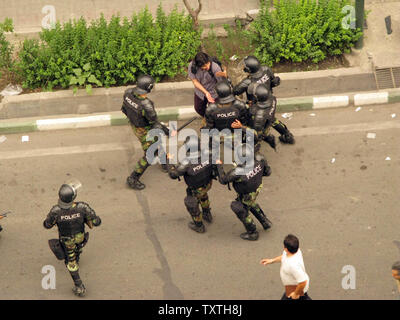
top-left (263, 134), bottom-right (277, 150)
top-left (188, 221), bottom-right (205, 233)
top-left (279, 132), bottom-right (295, 144)
top-left (161, 164), bottom-right (168, 173)
top-left (240, 216), bottom-right (259, 241)
top-left (273, 120), bottom-right (295, 144)
top-left (202, 208), bottom-right (213, 223)
top-left (0, 225), bottom-right (2, 232)
top-left (250, 207), bottom-right (272, 230)
top-left (70, 271), bottom-right (86, 297)
top-left (127, 172), bottom-right (145, 190)
top-left (240, 230), bottom-right (259, 241)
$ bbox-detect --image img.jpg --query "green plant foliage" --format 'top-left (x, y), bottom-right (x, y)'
top-left (248, 0), bottom-right (362, 66)
top-left (15, 4), bottom-right (201, 91)
top-left (0, 18), bottom-right (14, 71)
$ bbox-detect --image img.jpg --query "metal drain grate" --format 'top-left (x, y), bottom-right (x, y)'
top-left (374, 66), bottom-right (400, 89)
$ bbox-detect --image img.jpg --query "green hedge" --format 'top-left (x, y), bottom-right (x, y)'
top-left (0, 18), bottom-right (14, 73)
top-left (16, 5), bottom-right (202, 91)
top-left (248, 0), bottom-right (362, 66)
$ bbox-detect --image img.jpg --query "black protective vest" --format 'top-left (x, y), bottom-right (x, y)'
top-left (233, 160), bottom-right (264, 194)
top-left (122, 91), bottom-right (148, 127)
top-left (248, 67), bottom-right (272, 102)
top-left (213, 105), bottom-right (240, 131)
top-left (184, 158), bottom-right (214, 189)
top-left (249, 98), bottom-right (277, 131)
top-left (55, 205), bottom-right (85, 237)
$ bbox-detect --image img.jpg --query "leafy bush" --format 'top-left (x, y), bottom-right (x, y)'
top-left (0, 18), bottom-right (14, 73)
top-left (16, 4), bottom-right (201, 91)
top-left (247, 0), bottom-right (362, 66)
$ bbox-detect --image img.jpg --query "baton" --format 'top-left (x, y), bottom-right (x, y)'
top-left (177, 116), bottom-right (199, 132)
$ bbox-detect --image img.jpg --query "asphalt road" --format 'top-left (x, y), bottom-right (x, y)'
top-left (0, 103), bottom-right (399, 300)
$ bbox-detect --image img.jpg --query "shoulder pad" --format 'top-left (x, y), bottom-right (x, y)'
top-left (142, 98), bottom-right (154, 111)
top-left (124, 88), bottom-right (134, 95)
top-left (232, 99), bottom-right (246, 108)
top-left (255, 153), bottom-right (265, 162)
top-left (49, 205), bottom-right (62, 214)
top-left (206, 103), bottom-right (218, 115)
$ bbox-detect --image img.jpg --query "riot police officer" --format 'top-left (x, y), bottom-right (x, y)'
top-left (203, 79), bottom-right (248, 132)
top-left (217, 144), bottom-right (272, 241)
top-left (233, 55), bottom-right (295, 144)
top-left (122, 74), bottom-right (169, 190)
top-left (43, 182), bottom-right (102, 297)
top-left (167, 136), bottom-right (218, 233)
top-left (203, 80), bottom-right (261, 164)
top-left (247, 83), bottom-right (278, 150)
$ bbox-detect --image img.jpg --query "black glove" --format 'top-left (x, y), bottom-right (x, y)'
top-left (93, 217), bottom-right (102, 227)
top-left (271, 76), bottom-right (281, 88)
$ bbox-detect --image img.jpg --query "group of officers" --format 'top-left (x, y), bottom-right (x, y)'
top-left (120, 54), bottom-right (296, 242)
top-left (38, 54), bottom-right (295, 297)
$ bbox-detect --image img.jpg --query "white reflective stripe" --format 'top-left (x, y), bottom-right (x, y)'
top-left (354, 92), bottom-right (389, 106)
top-left (313, 96), bottom-right (349, 109)
top-left (37, 115), bottom-right (111, 130)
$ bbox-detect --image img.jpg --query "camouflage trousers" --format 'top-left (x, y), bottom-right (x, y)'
top-left (186, 181), bottom-right (212, 223)
top-left (131, 125), bottom-right (164, 176)
top-left (60, 232), bottom-right (85, 273)
top-left (236, 184), bottom-right (263, 227)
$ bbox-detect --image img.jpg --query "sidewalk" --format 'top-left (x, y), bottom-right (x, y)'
top-left (1, 88), bottom-right (399, 134)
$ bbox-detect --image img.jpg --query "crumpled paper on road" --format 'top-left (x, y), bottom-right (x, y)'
top-left (0, 84), bottom-right (22, 96)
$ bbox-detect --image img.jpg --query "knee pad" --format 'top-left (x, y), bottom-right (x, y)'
top-left (231, 201), bottom-right (247, 220)
top-left (184, 196), bottom-right (200, 216)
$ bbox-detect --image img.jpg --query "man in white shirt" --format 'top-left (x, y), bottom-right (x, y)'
top-left (392, 261), bottom-right (400, 299)
top-left (260, 234), bottom-right (311, 300)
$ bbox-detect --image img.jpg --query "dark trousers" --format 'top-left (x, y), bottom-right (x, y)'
top-left (281, 292), bottom-right (312, 300)
top-left (194, 94), bottom-right (208, 117)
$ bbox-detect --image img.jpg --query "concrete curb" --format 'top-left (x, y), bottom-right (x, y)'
top-left (1, 88), bottom-right (400, 134)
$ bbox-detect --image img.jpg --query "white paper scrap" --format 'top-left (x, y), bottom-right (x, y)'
top-left (355, 107), bottom-right (362, 112)
top-left (366, 132), bottom-right (376, 139)
top-left (0, 135), bottom-right (7, 143)
top-left (331, 158), bottom-right (336, 163)
top-left (282, 113), bottom-right (293, 119)
top-left (385, 157), bottom-right (391, 161)
top-left (21, 135), bottom-right (29, 142)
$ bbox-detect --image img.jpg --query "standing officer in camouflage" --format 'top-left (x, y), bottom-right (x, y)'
top-left (122, 74), bottom-right (169, 190)
top-left (233, 55), bottom-right (295, 144)
top-left (167, 136), bottom-right (218, 233)
top-left (43, 182), bottom-right (102, 297)
top-left (217, 144), bottom-right (272, 241)
top-left (247, 83), bottom-right (279, 151)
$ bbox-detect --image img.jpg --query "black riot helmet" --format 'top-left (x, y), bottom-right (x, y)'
top-left (243, 55), bottom-right (261, 74)
top-left (252, 83), bottom-right (271, 103)
top-left (215, 80), bottom-right (235, 104)
top-left (133, 74), bottom-right (155, 95)
top-left (58, 184), bottom-right (78, 209)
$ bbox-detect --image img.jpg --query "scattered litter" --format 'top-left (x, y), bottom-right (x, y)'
top-left (331, 158), bottom-right (336, 163)
top-left (282, 113), bottom-right (293, 120)
top-left (0, 135), bottom-right (7, 143)
top-left (355, 107), bottom-right (362, 112)
top-left (309, 113), bottom-right (316, 117)
top-left (391, 113), bottom-right (396, 118)
top-left (0, 84), bottom-right (22, 97)
top-left (21, 135), bottom-right (29, 142)
top-left (385, 156), bottom-right (391, 161)
top-left (366, 132), bottom-right (376, 139)
top-left (230, 55), bottom-right (238, 61)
